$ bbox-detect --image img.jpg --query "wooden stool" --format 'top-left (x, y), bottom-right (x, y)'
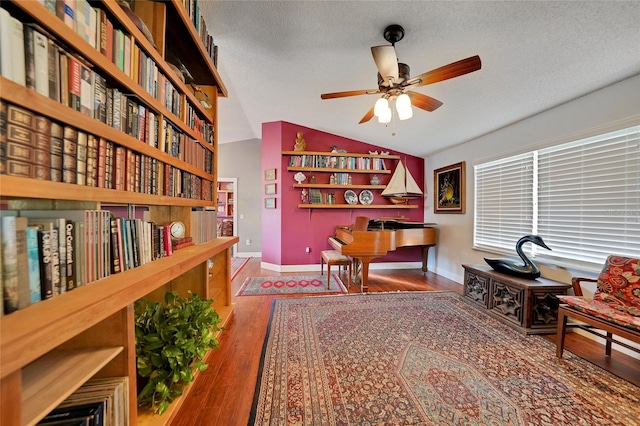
top-left (321, 250), bottom-right (351, 289)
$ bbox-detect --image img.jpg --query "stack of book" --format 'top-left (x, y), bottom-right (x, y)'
top-left (39, 377), bottom-right (128, 425)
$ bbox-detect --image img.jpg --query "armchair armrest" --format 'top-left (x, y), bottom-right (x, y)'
top-left (570, 277), bottom-right (597, 297)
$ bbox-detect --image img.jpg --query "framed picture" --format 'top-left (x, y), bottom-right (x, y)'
top-left (264, 198), bottom-right (276, 209)
top-left (434, 161), bottom-right (465, 214)
top-left (264, 168), bottom-right (277, 181)
top-left (265, 183), bottom-right (277, 195)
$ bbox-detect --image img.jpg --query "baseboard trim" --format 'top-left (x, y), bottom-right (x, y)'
top-left (235, 252), bottom-right (261, 258)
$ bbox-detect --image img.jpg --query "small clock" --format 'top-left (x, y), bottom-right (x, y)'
top-left (169, 221), bottom-right (186, 239)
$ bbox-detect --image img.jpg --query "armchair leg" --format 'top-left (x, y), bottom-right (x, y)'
top-left (556, 308), bottom-right (568, 358)
top-left (606, 332), bottom-right (613, 356)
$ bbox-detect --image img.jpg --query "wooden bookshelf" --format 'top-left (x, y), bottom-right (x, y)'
top-left (0, 0), bottom-right (233, 425)
top-left (283, 151), bottom-right (422, 209)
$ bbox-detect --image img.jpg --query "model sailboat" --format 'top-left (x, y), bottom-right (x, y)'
top-left (381, 160), bottom-right (423, 204)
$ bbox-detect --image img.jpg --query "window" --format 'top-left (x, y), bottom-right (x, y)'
top-left (474, 125), bottom-right (640, 270)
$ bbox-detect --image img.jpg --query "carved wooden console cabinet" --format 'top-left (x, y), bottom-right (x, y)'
top-left (462, 264), bottom-right (571, 334)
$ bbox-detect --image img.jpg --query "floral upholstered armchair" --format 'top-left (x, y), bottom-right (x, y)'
top-left (556, 255), bottom-right (640, 358)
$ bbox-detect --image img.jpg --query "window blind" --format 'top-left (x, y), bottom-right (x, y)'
top-left (474, 125), bottom-right (640, 269)
top-left (474, 153), bottom-right (535, 254)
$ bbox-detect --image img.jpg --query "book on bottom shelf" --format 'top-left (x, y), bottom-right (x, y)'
top-left (57, 377), bottom-right (129, 426)
top-left (41, 376), bottom-right (128, 426)
top-left (38, 401), bottom-right (104, 425)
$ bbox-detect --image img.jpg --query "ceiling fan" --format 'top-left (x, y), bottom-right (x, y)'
top-left (320, 24), bottom-right (481, 124)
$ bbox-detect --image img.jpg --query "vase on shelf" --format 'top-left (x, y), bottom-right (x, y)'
top-left (370, 175), bottom-right (380, 185)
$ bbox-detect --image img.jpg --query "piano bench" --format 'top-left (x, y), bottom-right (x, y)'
top-left (321, 250), bottom-right (351, 289)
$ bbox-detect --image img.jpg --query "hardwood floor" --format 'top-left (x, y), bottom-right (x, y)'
top-left (173, 258), bottom-right (640, 425)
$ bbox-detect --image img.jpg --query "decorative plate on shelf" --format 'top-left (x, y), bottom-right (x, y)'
top-left (359, 190), bottom-right (374, 205)
top-left (344, 190), bottom-right (358, 205)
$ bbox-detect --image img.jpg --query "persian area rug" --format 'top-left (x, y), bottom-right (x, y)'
top-left (231, 257), bottom-right (250, 280)
top-left (250, 291), bottom-right (640, 425)
top-left (236, 274), bottom-right (347, 296)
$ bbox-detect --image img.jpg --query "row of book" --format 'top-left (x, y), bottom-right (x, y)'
top-left (0, 4), bottom-right (213, 150)
top-left (1, 207), bottom-right (217, 315)
top-left (1, 101), bottom-right (213, 200)
top-left (43, 0), bottom-right (183, 117)
top-left (38, 377), bottom-right (128, 426)
top-left (288, 155), bottom-right (388, 170)
top-left (182, 0), bottom-right (219, 67)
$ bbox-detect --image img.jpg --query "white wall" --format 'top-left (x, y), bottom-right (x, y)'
top-left (218, 139), bottom-right (263, 257)
top-left (424, 73), bottom-right (640, 284)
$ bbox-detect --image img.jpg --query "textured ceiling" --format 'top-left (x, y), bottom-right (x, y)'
top-left (201, 1), bottom-right (640, 157)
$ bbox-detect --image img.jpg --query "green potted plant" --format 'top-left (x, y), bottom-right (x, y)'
top-left (134, 291), bottom-right (222, 415)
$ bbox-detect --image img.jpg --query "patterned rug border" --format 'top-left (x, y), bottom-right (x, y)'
top-left (230, 257), bottom-right (251, 281)
top-left (249, 290), bottom-right (640, 425)
top-left (235, 273), bottom-right (347, 296)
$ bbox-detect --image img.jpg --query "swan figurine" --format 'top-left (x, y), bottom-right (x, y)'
top-left (484, 235), bottom-right (551, 279)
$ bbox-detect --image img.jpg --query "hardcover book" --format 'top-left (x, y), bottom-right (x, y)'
top-left (34, 115), bottom-right (51, 181)
top-left (79, 65), bottom-right (93, 117)
top-left (26, 225), bottom-right (42, 303)
top-left (35, 225), bottom-right (54, 300)
top-left (96, 137), bottom-right (106, 188)
top-left (1, 216), bottom-right (22, 313)
top-left (47, 39), bottom-right (61, 102)
top-left (68, 56), bottom-right (82, 111)
top-left (63, 219), bottom-right (76, 291)
top-left (86, 134), bottom-right (98, 187)
top-left (14, 217), bottom-right (30, 309)
top-left (59, 50), bottom-right (70, 107)
top-left (0, 9), bottom-right (13, 82)
top-left (33, 29), bottom-right (49, 97)
top-left (23, 25), bottom-right (35, 90)
top-left (0, 101), bottom-right (6, 175)
top-left (62, 126), bottom-right (77, 184)
top-left (9, 16), bottom-right (26, 86)
top-left (76, 131), bottom-right (88, 186)
top-left (93, 74), bottom-right (107, 122)
top-left (50, 122), bottom-right (64, 182)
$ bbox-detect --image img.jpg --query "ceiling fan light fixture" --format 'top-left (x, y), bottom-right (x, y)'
top-left (396, 93), bottom-right (413, 120)
top-left (378, 106), bottom-right (392, 123)
top-left (374, 97), bottom-right (389, 117)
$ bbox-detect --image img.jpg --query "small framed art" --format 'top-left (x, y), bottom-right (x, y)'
top-left (264, 198), bottom-right (276, 209)
top-left (265, 183), bottom-right (277, 195)
top-left (264, 168), bottom-right (277, 181)
top-left (434, 161), bottom-right (465, 214)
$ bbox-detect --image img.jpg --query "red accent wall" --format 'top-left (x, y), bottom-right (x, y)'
top-left (261, 121), bottom-right (425, 266)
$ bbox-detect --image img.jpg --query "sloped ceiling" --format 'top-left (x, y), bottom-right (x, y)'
top-left (200, 1), bottom-right (640, 157)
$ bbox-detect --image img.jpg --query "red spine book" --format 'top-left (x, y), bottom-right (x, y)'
top-left (163, 225), bottom-right (173, 256)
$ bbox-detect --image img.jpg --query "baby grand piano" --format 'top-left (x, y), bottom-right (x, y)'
top-left (328, 217), bottom-right (437, 291)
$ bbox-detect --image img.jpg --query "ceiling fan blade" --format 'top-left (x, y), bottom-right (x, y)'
top-left (359, 106), bottom-right (375, 124)
top-left (407, 91), bottom-right (443, 112)
top-left (371, 45), bottom-right (399, 85)
top-left (409, 55), bottom-right (481, 87)
top-left (321, 89), bottom-right (378, 100)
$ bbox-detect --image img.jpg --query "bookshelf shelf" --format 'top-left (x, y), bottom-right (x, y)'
top-left (294, 184), bottom-right (386, 190)
top-left (0, 0), bottom-right (234, 424)
top-left (22, 347), bottom-right (123, 426)
top-left (298, 204), bottom-right (419, 209)
top-left (282, 150), bottom-right (400, 159)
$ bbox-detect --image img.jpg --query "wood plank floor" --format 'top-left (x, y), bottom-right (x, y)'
top-left (172, 258), bottom-right (640, 425)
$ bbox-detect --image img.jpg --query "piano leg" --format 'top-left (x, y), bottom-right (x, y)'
top-left (353, 256), bottom-right (375, 293)
top-left (420, 245), bottom-right (434, 272)
top-left (351, 259), bottom-right (361, 285)
top-left (361, 260), bottom-right (371, 292)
